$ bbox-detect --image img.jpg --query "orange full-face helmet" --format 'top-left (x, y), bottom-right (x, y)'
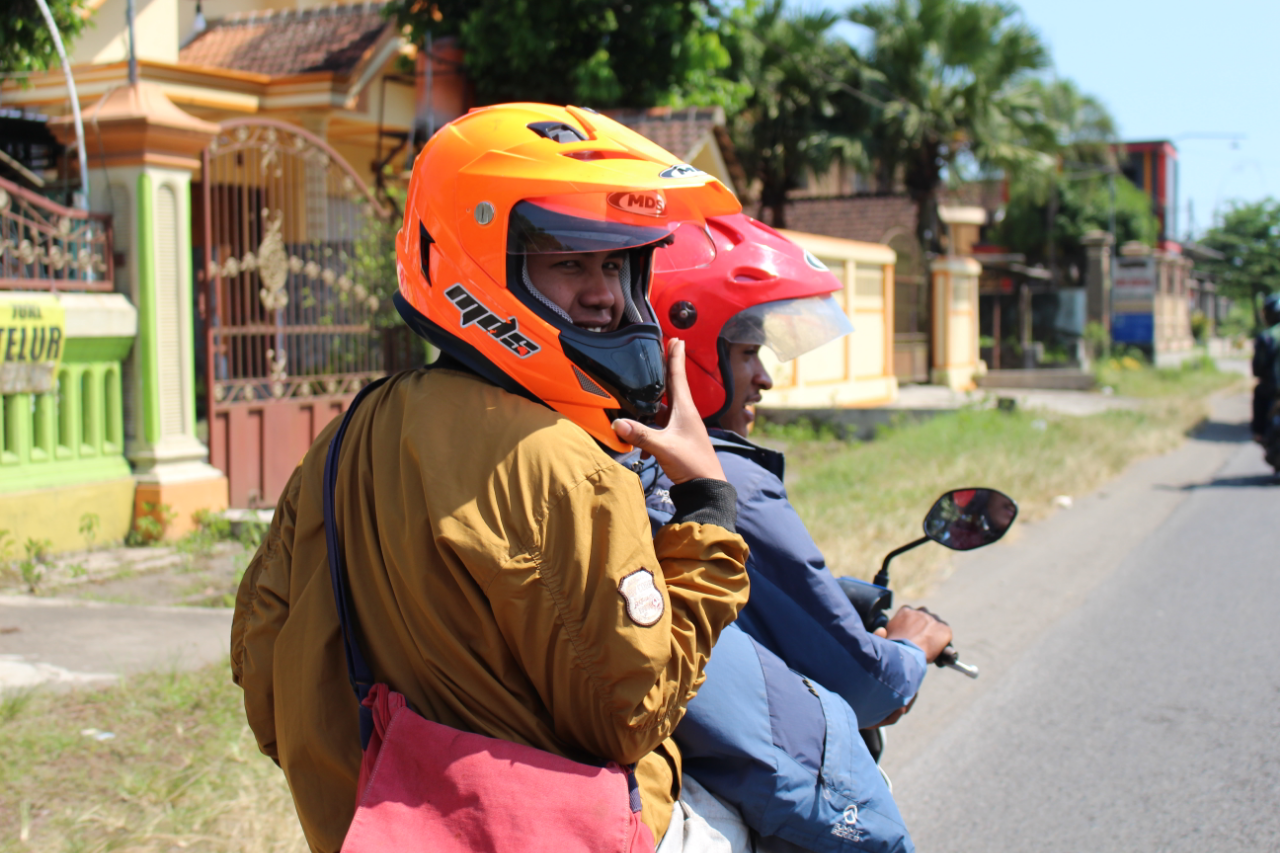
top-left (394, 103), bottom-right (741, 451)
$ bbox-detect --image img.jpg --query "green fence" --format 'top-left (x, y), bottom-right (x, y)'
top-left (1, 335), bottom-right (133, 494)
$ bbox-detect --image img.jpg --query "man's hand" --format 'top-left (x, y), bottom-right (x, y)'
top-left (875, 605), bottom-right (953, 663)
top-left (613, 339), bottom-right (725, 484)
top-left (867, 695), bottom-right (917, 728)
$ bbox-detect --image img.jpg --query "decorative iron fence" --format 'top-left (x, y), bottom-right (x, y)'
top-left (200, 119), bottom-right (409, 507)
top-left (201, 120), bottom-right (396, 408)
top-left (0, 176), bottom-right (114, 291)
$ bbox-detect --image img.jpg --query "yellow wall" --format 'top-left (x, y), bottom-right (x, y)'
top-left (929, 257), bottom-right (982, 390)
top-left (0, 478), bottom-right (136, 555)
top-left (75, 0), bottom-right (179, 66)
top-left (1154, 256), bottom-right (1195, 355)
top-left (759, 230), bottom-right (899, 409)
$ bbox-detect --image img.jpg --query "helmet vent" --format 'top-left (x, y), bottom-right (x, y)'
top-left (573, 365), bottom-right (611, 398)
top-left (528, 121), bottom-right (587, 144)
top-left (561, 150), bottom-right (644, 162)
top-left (418, 221), bottom-right (434, 286)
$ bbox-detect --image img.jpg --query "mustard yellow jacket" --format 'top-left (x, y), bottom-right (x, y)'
top-left (230, 366), bottom-right (749, 851)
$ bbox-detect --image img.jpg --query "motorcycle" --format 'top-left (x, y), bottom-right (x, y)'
top-left (1263, 401), bottom-right (1280, 473)
top-left (838, 487), bottom-right (1019, 773)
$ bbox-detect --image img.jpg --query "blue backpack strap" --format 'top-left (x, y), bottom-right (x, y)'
top-left (323, 376), bottom-right (391, 749)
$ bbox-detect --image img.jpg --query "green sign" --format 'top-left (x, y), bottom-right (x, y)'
top-left (0, 295), bottom-right (65, 394)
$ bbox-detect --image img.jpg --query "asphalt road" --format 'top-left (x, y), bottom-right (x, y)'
top-left (887, 393), bottom-right (1280, 852)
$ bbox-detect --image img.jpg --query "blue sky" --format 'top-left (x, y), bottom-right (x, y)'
top-left (819, 0), bottom-right (1277, 238)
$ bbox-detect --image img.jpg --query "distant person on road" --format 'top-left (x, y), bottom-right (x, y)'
top-left (1251, 293), bottom-right (1280, 441)
top-left (230, 104), bottom-right (749, 851)
top-left (638, 214), bottom-right (952, 851)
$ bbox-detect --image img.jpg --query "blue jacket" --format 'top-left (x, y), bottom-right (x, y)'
top-left (639, 431), bottom-right (926, 851)
top-left (677, 623), bottom-right (913, 852)
top-left (645, 429), bottom-right (926, 727)
top-left (1252, 324), bottom-right (1280, 435)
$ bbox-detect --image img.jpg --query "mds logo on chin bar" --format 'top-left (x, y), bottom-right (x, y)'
top-left (445, 284), bottom-right (541, 358)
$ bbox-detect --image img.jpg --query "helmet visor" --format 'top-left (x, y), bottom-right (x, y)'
top-left (720, 295), bottom-right (853, 362)
top-left (508, 196), bottom-right (715, 270)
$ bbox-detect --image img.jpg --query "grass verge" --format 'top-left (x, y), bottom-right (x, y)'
top-left (758, 359), bottom-right (1243, 597)
top-left (0, 664), bottom-right (306, 853)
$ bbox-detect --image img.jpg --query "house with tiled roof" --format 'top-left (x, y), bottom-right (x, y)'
top-left (0, 0), bottom-right (451, 537)
top-left (180, 4), bottom-right (395, 78)
top-left (4, 1), bottom-right (443, 192)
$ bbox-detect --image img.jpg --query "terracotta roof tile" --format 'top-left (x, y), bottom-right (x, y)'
top-left (179, 2), bottom-right (393, 78)
top-left (606, 107), bottom-right (725, 161)
top-left (784, 195), bottom-right (918, 245)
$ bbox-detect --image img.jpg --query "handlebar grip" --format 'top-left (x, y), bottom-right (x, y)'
top-left (934, 645), bottom-right (980, 679)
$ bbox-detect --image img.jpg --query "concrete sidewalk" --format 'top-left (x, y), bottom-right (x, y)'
top-left (888, 383), bottom-right (1140, 416)
top-left (0, 595), bottom-right (231, 690)
top-left (760, 383), bottom-right (1140, 439)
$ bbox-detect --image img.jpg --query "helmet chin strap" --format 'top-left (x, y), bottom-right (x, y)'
top-left (521, 255), bottom-right (644, 327)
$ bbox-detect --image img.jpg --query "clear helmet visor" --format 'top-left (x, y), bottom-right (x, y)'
top-left (508, 197), bottom-right (715, 270)
top-left (720, 295), bottom-right (853, 362)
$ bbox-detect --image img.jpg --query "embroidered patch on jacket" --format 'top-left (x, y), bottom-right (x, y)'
top-left (618, 569), bottom-right (665, 626)
top-left (830, 804), bottom-right (863, 842)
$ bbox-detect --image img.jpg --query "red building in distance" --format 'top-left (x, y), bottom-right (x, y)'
top-left (1120, 140), bottom-right (1180, 252)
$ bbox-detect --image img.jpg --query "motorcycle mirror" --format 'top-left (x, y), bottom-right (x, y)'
top-left (922, 488), bottom-right (1019, 551)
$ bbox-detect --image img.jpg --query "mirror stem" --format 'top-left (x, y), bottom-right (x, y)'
top-left (874, 537), bottom-right (929, 588)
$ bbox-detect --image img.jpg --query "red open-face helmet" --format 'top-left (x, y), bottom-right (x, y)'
top-left (650, 213), bottom-right (853, 422)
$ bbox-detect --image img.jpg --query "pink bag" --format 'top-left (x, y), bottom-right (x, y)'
top-left (343, 684), bottom-right (654, 853)
top-left (325, 381), bottom-right (655, 853)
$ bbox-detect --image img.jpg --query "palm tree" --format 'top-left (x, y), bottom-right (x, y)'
top-left (851, 0), bottom-right (1053, 252)
top-left (1020, 77), bottom-right (1123, 278)
top-left (1031, 78), bottom-right (1118, 169)
top-left (727, 1), bottom-right (867, 228)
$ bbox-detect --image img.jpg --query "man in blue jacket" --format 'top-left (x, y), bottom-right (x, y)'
top-left (1251, 293), bottom-right (1280, 442)
top-left (634, 214), bottom-right (954, 851)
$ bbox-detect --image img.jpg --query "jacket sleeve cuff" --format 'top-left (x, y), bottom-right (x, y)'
top-left (667, 479), bottom-right (738, 532)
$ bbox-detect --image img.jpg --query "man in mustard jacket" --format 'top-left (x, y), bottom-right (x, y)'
top-left (230, 103), bottom-right (749, 851)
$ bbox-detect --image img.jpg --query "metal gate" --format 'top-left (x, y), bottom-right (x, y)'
top-left (198, 119), bottom-right (398, 508)
top-left (888, 233), bottom-right (930, 383)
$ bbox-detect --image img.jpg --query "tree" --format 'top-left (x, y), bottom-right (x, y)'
top-left (991, 77), bottom-right (1154, 282)
top-left (384, 0), bottom-right (732, 108)
top-left (1198, 200), bottom-right (1280, 326)
top-left (850, 0), bottom-right (1053, 252)
top-left (1, 0), bottom-right (89, 77)
top-left (994, 173), bottom-right (1158, 279)
top-left (1031, 78), bottom-right (1117, 170)
top-left (711, 0), bottom-right (867, 227)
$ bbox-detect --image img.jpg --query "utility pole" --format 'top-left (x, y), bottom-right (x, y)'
top-left (1108, 171), bottom-right (1116, 244)
top-left (404, 31), bottom-right (432, 173)
top-left (1047, 180), bottom-right (1059, 286)
top-left (126, 0), bottom-right (139, 85)
top-left (33, 0), bottom-right (89, 210)
top-left (425, 29), bottom-right (435, 141)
